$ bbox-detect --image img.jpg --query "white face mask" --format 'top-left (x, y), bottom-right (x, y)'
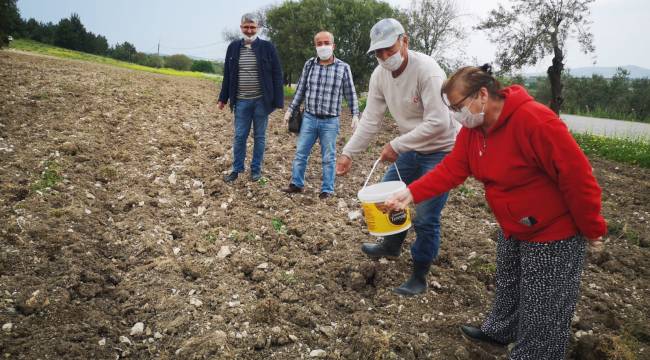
top-left (243, 34), bottom-right (258, 42)
top-left (316, 45), bottom-right (333, 60)
top-left (377, 41), bottom-right (403, 71)
top-left (453, 98), bottom-right (485, 128)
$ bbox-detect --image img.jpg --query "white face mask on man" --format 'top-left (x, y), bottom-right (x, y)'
top-left (453, 97), bottom-right (485, 128)
top-left (316, 45), bottom-right (333, 60)
top-left (377, 40), bottom-right (403, 71)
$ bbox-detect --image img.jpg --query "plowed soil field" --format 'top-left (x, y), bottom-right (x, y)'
top-left (1, 50), bottom-right (649, 359)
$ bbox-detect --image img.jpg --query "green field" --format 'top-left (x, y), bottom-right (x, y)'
top-left (573, 132), bottom-right (650, 168)
top-left (9, 39), bottom-right (222, 82)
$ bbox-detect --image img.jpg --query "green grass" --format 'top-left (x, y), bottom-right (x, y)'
top-left (284, 85), bottom-right (296, 98)
top-left (10, 39), bottom-right (221, 82)
top-left (257, 176), bottom-right (269, 186)
top-left (32, 160), bottom-right (63, 192)
top-left (572, 132), bottom-right (650, 168)
top-left (271, 218), bottom-right (286, 234)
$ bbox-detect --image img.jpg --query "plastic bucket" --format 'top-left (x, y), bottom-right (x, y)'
top-left (357, 160), bottom-right (412, 236)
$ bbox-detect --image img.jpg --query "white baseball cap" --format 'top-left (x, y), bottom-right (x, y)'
top-left (367, 18), bottom-right (405, 54)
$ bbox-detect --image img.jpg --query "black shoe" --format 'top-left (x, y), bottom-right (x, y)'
top-left (251, 173), bottom-right (262, 182)
top-left (393, 261), bottom-right (430, 296)
top-left (224, 172), bottom-right (238, 183)
top-left (281, 183), bottom-right (303, 194)
top-left (361, 237), bottom-right (404, 258)
top-left (460, 325), bottom-right (508, 346)
top-left (319, 192), bottom-right (333, 199)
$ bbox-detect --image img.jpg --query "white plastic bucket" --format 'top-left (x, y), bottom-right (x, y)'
top-left (357, 159), bottom-right (412, 236)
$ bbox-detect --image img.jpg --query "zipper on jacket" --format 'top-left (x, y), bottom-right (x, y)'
top-left (479, 133), bottom-right (487, 157)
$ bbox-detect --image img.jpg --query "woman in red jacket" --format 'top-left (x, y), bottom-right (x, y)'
top-left (385, 64), bottom-right (606, 359)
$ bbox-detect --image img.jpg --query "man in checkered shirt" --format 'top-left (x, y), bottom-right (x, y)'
top-left (282, 31), bottom-right (360, 199)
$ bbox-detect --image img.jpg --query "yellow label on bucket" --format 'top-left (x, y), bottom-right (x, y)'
top-left (361, 202), bottom-right (411, 236)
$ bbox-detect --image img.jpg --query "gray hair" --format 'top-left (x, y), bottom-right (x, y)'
top-left (313, 31), bottom-right (334, 44)
top-left (240, 13), bottom-right (257, 24)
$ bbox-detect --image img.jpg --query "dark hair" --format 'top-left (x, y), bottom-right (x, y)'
top-left (442, 63), bottom-right (504, 101)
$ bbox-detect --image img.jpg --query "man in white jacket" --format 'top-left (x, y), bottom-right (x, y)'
top-left (336, 18), bottom-right (459, 296)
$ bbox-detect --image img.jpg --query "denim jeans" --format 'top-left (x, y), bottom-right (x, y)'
top-left (382, 151), bottom-right (450, 264)
top-left (232, 98), bottom-right (269, 176)
top-left (290, 112), bottom-right (340, 193)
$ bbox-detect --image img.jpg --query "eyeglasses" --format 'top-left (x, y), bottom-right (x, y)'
top-left (443, 92), bottom-right (476, 112)
top-left (240, 25), bottom-right (257, 30)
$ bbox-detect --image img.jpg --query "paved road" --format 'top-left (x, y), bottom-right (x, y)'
top-left (561, 114), bottom-right (650, 139)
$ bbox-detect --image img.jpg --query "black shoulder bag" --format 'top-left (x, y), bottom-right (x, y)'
top-left (288, 59), bottom-right (316, 134)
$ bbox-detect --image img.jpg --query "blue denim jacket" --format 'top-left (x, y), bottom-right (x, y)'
top-left (218, 38), bottom-right (284, 115)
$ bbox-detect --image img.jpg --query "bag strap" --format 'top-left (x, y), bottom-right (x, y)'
top-left (298, 58), bottom-right (317, 112)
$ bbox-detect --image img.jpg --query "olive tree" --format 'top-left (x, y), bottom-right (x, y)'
top-left (477, 0), bottom-right (596, 114)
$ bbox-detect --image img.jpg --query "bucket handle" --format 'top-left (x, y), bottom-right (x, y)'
top-left (362, 158), bottom-right (403, 189)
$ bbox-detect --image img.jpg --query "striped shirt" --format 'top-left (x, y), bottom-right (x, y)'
top-left (237, 44), bottom-right (262, 99)
top-left (289, 57), bottom-right (359, 118)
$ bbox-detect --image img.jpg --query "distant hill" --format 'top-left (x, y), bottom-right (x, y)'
top-left (526, 65), bottom-right (650, 79)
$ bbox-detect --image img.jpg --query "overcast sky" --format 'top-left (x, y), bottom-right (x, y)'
top-left (16, 0), bottom-right (649, 73)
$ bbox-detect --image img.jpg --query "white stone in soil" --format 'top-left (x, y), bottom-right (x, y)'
top-left (154, 332), bottom-right (163, 339)
top-left (168, 172), bottom-right (177, 185)
top-left (173, 247), bottom-right (181, 256)
top-left (347, 210), bottom-right (362, 221)
top-left (2, 323), bottom-right (12, 332)
top-left (119, 336), bottom-right (132, 345)
top-left (190, 298), bottom-right (203, 307)
top-left (257, 262), bottom-right (268, 269)
top-left (310, 349), bottom-right (327, 357)
top-left (98, 338), bottom-right (106, 346)
top-left (217, 246), bottom-right (231, 259)
top-left (130, 322), bottom-right (145, 336)
top-left (196, 206), bottom-right (206, 216)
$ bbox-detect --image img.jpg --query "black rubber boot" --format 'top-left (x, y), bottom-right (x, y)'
top-left (361, 237), bottom-right (404, 258)
top-left (460, 325), bottom-right (508, 346)
top-left (393, 261), bottom-right (431, 296)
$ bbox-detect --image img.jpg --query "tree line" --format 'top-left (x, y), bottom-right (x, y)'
top-left (3, 0), bottom-right (648, 122)
top-left (0, 0), bottom-right (222, 73)
top-left (531, 69), bottom-right (650, 123)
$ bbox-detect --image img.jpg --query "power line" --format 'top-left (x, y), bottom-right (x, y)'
top-left (159, 41), bottom-right (227, 51)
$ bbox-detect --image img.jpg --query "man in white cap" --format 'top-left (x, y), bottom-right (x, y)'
top-left (336, 18), bottom-right (459, 296)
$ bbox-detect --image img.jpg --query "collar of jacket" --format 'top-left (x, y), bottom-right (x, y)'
top-left (240, 38), bottom-right (260, 49)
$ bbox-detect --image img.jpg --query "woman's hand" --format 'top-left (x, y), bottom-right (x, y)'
top-left (588, 236), bottom-right (604, 252)
top-left (383, 188), bottom-right (414, 211)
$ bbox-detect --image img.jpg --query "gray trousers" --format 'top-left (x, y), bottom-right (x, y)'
top-left (481, 232), bottom-right (586, 360)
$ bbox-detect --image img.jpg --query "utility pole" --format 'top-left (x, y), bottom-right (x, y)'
top-left (157, 41), bottom-right (160, 56)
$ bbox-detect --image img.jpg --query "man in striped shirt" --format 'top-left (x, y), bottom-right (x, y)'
top-left (218, 14), bottom-right (283, 183)
top-left (281, 31), bottom-right (359, 199)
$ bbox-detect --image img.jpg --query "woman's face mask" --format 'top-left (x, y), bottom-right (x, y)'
top-left (453, 97), bottom-right (485, 128)
top-left (377, 40), bottom-right (403, 71)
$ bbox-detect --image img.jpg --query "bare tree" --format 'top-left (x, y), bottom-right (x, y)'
top-left (405, 0), bottom-right (466, 71)
top-left (477, 0), bottom-right (596, 114)
top-left (222, 28), bottom-right (241, 43)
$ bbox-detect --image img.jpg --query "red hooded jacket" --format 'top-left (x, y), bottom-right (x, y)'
top-left (409, 85), bottom-right (607, 242)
